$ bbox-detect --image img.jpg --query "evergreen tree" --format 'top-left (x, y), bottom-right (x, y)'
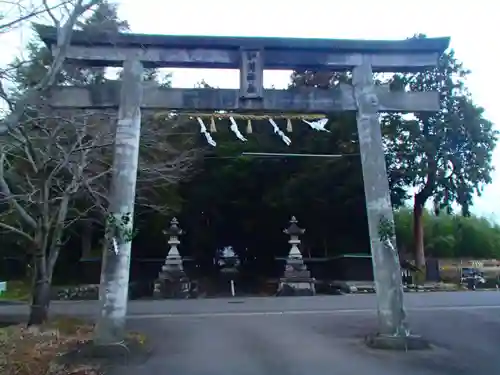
top-left (384, 40), bottom-right (497, 277)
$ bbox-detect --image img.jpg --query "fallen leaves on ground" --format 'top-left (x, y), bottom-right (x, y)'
top-left (0, 317), bottom-right (101, 375)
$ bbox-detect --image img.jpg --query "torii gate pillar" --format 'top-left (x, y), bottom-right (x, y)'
top-left (353, 61), bottom-right (427, 349)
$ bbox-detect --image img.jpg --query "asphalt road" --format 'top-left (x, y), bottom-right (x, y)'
top-left (2, 292), bottom-right (500, 375)
top-left (118, 292), bottom-right (500, 375)
top-left (1, 291), bottom-right (499, 318)
top-left (123, 307), bottom-right (500, 375)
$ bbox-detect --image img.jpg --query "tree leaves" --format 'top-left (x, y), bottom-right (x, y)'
top-left (395, 208), bottom-right (500, 259)
top-left (383, 48), bottom-right (497, 212)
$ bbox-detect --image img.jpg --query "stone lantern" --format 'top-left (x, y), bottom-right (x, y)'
top-left (154, 218), bottom-right (191, 298)
top-left (277, 216), bottom-right (315, 296)
top-left (166, 217), bottom-right (183, 258)
top-left (284, 216), bottom-right (305, 261)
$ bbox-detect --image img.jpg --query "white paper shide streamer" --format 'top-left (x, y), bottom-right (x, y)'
top-left (268, 119), bottom-right (292, 146)
top-left (229, 117), bottom-right (247, 142)
top-left (302, 118), bottom-right (330, 132)
top-left (112, 237), bottom-right (119, 255)
top-left (194, 115), bottom-right (328, 146)
top-left (196, 117), bottom-right (217, 146)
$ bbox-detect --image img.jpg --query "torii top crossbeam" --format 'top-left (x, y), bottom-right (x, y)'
top-left (36, 24), bottom-right (450, 114)
top-left (36, 24), bottom-right (449, 72)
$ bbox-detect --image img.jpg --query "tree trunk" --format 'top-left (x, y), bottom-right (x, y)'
top-left (413, 195), bottom-right (426, 284)
top-left (28, 252), bottom-right (50, 326)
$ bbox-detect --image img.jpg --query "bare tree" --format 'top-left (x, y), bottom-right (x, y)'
top-left (0, 100), bottom-right (202, 326)
top-left (0, 0), bottom-right (74, 34)
top-left (0, 107), bottom-right (113, 324)
top-left (0, 0), bottom-right (72, 115)
top-left (135, 113), bottom-right (201, 215)
top-left (0, 0), bottom-right (102, 133)
top-left (0, 1), bottom-right (106, 326)
top-left (74, 110), bottom-right (202, 217)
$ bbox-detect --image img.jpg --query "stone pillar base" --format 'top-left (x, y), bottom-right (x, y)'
top-left (277, 278), bottom-right (316, 296)
top-left (154, 278), bottom-right (191, 299)
top-left (365, 333), bottom-right (431, 350)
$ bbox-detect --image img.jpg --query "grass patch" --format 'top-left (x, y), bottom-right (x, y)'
top-left (0, 281), bottom-right (31, 302)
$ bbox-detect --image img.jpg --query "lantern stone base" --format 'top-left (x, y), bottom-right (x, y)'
top-left (153, 276), bottom-right (191, 299)
top-left (277, 277), bottom-right (316, 296)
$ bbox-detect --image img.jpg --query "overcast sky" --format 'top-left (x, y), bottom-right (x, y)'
top-left (1, 0), bottom-right (498, 219)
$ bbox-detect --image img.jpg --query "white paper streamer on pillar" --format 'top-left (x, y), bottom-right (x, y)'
top-left (112, 237), bottom-right (119, 255)
top-left (229, 117), bottom-right (247, 142)
top-left (268, 118), bottom-right (292, 146)
top-left (302, 118), bottom-right (330, 132)
top-left (196, 117), bottom-right (217, 146)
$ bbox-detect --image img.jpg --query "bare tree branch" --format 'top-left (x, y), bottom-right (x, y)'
top-left (0, 220), bottom-right (34, 241)
top-left (0, 151), bottom-right (37, 227)
top-left (0, 0), bottom-right (103, 135)
top-left (0, 107), bottom-right (114, 283)
top-left (0, 0), bottom-right (72, 32)
top-left (42, 0), bottom-right (61, 28)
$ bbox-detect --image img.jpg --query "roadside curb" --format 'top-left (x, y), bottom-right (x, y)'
top-left (346, 287), bottom-right (499, 294)
top-left (0, 300), bottom-right (25, 305)
top-left (0, 314), bottom-right (27, 324)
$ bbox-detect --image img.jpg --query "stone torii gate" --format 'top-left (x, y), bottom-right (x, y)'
top-left (37, 24), bottom-right (449, 347)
